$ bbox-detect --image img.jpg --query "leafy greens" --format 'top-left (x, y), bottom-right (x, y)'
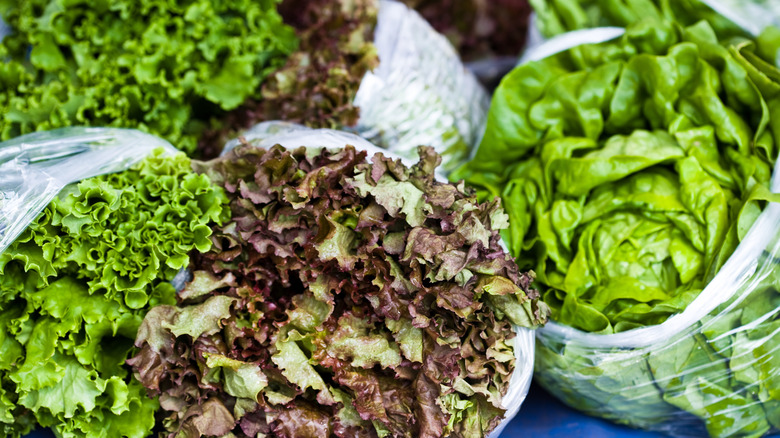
top-left (197, 0), bottom-right (379, 158)
top-left (453, 18), bottom-right (780, 333)
top-left (529, 0), bottom-right (747, 40)
top-left (0, 150), bottom-right (229, 437)
top-left (0, 0), bottom-right (297, 154)
top-left (535, 237), bottom-right (780, 438)
top-left (130, 143), bottom-right (548, 438)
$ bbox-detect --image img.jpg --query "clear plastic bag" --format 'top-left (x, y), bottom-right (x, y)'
top-left (0, 127), bottom-right (176, 254)
top-left (523, 29), bottom-right (780, 438)
top-left (353, 0), bottom-right (490, 173)
top-left (535, 198), bottom-right (780, 437)
top-left (701, 0), bottom-right (780, 37)
top-left (225, 121), bottom-right (535, 437)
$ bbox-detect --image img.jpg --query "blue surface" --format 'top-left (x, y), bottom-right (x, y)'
top-left (22, 383), bottom-right (666, 438)
top-left (503, 383), bottom-right (663, 437)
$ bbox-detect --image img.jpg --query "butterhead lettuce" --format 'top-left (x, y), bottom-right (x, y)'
top-left (453, 18), bottom-right (780, 333)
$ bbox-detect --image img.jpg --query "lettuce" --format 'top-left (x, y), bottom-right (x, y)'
top-left (130, 143), bottom-right (548, 438)
top-left (198, 0), bottom-right (379, 158)
top-left (0, 150), bottom-right (230, 437)
top-left (0, 0), bottom-right (297, 154)
top-left (529, 0), bottom-right (746, 40)
top-left (453, 19), bottom-right (780, 333)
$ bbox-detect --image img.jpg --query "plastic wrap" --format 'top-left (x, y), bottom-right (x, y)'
top-left (529, 0), bottom-right (780, 43)
top-left (225, 121), bottom-right (534, 437)
top-left (521, 27), bottom-right (780, 438)
top-left (353, 0), bottom-right (490, 172)
top-left (701, 0), bottom-right (780, 37)
top-left (0, 127), bottom-right (176, 254)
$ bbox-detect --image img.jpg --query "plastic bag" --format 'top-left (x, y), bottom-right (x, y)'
top-left (522, 30), bottom-right (780, 438)
top-left (529, 0), bottom-right (780, 44)
top-left (0, 127), bottom-right (175, 254)
top-left (225, 121), bottom-right (535, 437)
top-left (353, 0), bottom-right (490, 172)
top-left (701, 0), bottom-right (780, 37)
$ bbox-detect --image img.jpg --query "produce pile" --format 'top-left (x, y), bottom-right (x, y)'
top-left (0, 0), bottom-right (297, 154)
top-left (0, 151), bottom-right (229, 437)
top-left (451, 3), bottom-right (780, 437)
top-left (2, 0), bottom-right (780, 437)
top-left (129, 142), bottom-right (548, 438)
top-left (198, 0), bottom-right (380, 158)
top-left (455, 17), bottom-right (780, 333)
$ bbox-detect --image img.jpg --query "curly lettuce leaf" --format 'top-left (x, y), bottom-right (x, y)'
top-left (198, 0), bottom-right (378, 158)
top-left (132, 144), bottom-right (547, 438)
top-left (0, 150), bottom-right (230, 437)
top-left (0, 0), bottom-right (297, 153)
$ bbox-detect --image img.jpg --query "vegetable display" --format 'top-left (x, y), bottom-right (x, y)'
top-left (129, 141), bottom-right (548, 438)
top-left (453, 9), bottom-right (780, 438)
top-left (0, 150), bottom-right (229, 437)
top-left (0, 0), bottom-right (297, 154)
top-left (535, 226), bottom-right (780, 437)
top-left (199, 0), bottom-right (490, 173)
top-left (455, 18), bottom-right (780, 334)
top-left (198, 0), bottom-right (379, 158)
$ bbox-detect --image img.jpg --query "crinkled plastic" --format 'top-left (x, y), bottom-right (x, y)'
top-left (0, 127), bottom-right (176, 254)
top-left (525, 30), bottom-right (780, 438)
top-left (224, 121), bottom-right (534, 437)
top-left (353, 0), bottom-right (490, 173)
top-left (701, 0), bottom-right (780, 36)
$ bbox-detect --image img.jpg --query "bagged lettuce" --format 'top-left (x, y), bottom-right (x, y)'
top-left (0, 0), bottom-right (297, 154)
top-left (200, 0), bottom-right (489, 172)
top-left (529, 0), bottom-right (777, 39)
top-left (0, 128), bottom-right (229, 437)
top-left (453, 14), bottom-right (780, 438)
top-left (130, 126), bottom-right (547, 438)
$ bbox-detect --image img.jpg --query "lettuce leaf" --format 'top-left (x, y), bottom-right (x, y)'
top-left (529, 0), bottom-right (746, 40)
top-left (131, 143), bottom-right (548, 438)
top-left (198, 0), bottom-right (379, 158)
top-left (455, 18), bottom-right (780, 333)
top-left (0, 0), bottom-right (297, 154)
top-left (0, 150), bottom-right (230, 437)
top-left (455, 13), bottom-right (780, 438)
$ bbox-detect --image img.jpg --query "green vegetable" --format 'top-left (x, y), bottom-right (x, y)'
top-left (453, 14), bottom-right (780, 438)
top-left (455, 18), bottom-right (780, 333)
top-left (535, 242), bottom-right (780, 437)
top-left (529, 0), bottom-right (746, 40)
top-left (0, 0), bottom-right (297, 154)
top-left (130, 143), bottom-right (548, 438)
top-left (0, 150), bottom-right (230, 437)
top-left (197, 0), bottom-right (379, 158)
